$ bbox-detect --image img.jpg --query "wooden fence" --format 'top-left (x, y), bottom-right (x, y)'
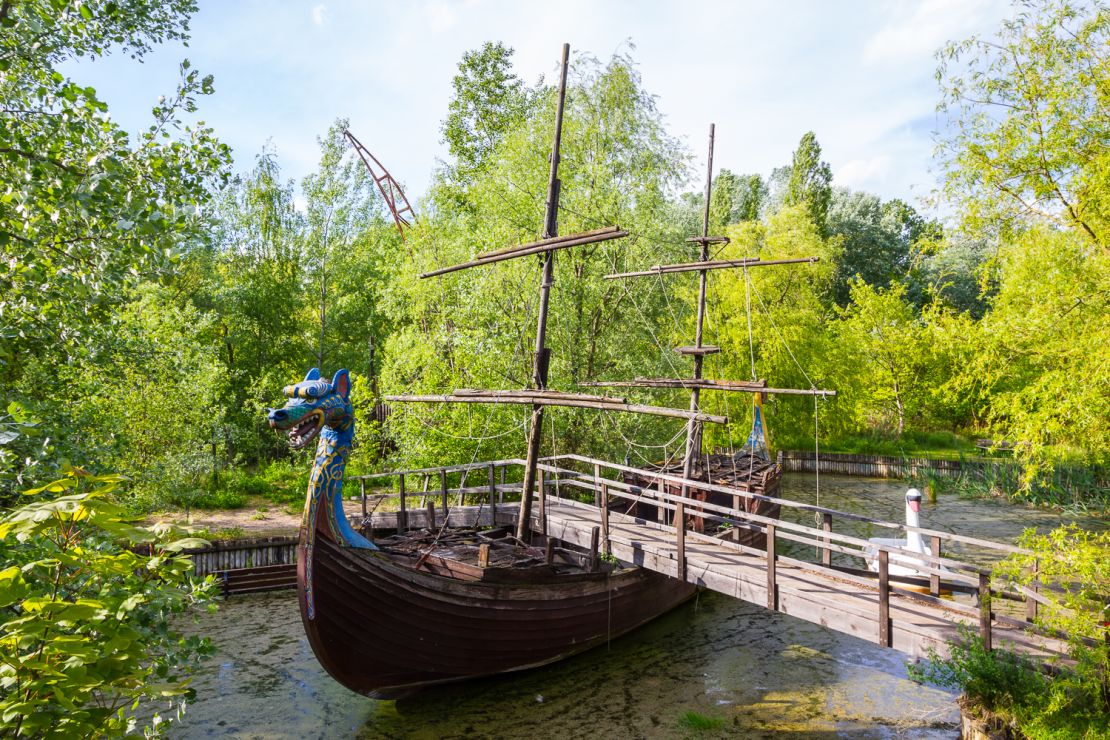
top-left (184, 536), bottom-right (298, 595)
top-left (778, 450), bottom-right (970, 478)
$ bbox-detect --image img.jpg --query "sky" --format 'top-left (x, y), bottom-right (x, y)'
top-left (62, 0), bottom-right (1017, 213)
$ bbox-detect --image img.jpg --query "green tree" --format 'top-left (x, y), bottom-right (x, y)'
top-left (0, 0), bottom-right (229, 491)
top-left (836, 281), bottom-right (932, 436)
top-left (68, 284), bottom-right (229, 511)
top-left (956, 227), bottom-right (1110, 472)
top-left (0, 467), bottom-right (215, 736)
top-left (442, 41), bottom-right (529, 176)
top-left (827, 188), bottom-right (939, 305)
top-left (710, 206), bottom-right (841, 448)
top-left (301, 119), bottom-right (393, 378)
top-left (382, 51), bottom-right (691, 470)
top-left (784, 132), bottom-right (832, 235)
top-left (937, 0), bottom-right (1110, 249)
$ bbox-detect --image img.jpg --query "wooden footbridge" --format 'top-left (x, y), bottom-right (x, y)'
top-left (350, 455), bottom-right (1075, 665)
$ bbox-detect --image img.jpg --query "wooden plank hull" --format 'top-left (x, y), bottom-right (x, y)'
top-left (298, 530), bottom-right (696, 698)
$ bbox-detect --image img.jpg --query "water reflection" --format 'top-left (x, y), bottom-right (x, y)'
top-left (172, 475), bottom-right (1107, 739)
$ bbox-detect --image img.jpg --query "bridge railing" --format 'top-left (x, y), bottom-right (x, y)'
top-left (350, 455), bottom-right (1065, 653)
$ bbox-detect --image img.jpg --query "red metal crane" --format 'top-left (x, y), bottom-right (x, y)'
top-left (342, 129), bottom-right (415, 239)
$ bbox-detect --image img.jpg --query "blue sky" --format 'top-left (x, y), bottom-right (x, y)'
top-left (63, 0), bottom-right (1015, 213)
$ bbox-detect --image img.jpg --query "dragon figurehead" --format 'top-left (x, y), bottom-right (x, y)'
top-left (269, 367), bottom-right (355, 450)
top-left (268, 367), bottom-right (375, 617)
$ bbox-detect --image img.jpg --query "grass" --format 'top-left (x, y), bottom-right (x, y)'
top-left (678, 711), bottom-right (725, 733)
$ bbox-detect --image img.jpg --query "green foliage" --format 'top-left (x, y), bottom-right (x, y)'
top-left (0, 467), bottom-right (216, 736)
top-left (909, 627), bottom-right (1048, 734)
top-left (827, 188), bottom-right (939, 306)
top-left (0, 0), bottom-right (230, 371)
top-left (914, 526), bottom-right (1110, 737)
top-left (783, 132), bottom-right (832, 234)
top-left (442, 41), bottom-right (530, 177)
top-left (937, 0), bottom-right (1110, 249)
top-left (957, 227), bottom-right (1110, 472)
top-left (678, 710), bottom-right (726, 732)
top-left (381, 50), bottom-right (690, 470)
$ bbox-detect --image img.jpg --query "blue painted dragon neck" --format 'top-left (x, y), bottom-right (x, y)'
top-left (305, 422), bottom-right (374, 549)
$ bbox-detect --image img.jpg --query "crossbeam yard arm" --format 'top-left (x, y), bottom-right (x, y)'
top-left (384, 391), bottom-right (729, 424)
top-left (419, 227), bottom-right (629, 279)
top-left (604, 256), bottom-right (820, 280)
top-left (579, 378), bottom-right (837, 396)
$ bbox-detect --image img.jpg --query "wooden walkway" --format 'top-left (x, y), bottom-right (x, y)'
top-left (536, 497), bottom-right (1065, 662)
top-left (355, 455), bottom-right (1074, 665)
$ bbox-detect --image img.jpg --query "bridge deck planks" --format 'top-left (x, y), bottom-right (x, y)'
top-left (369, 500), bottom-right (1066, 663)
top-left (527, 498), bottom-right (1068, 663)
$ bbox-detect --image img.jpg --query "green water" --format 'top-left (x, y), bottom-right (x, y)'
top-left (170, 475), bottom-right (1108, 739)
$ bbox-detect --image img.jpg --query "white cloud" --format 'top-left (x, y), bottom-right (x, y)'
top-left (836, 155), bottom-right (892, 190)
top-left (863, 0), bottom-right (1007, 65)
top-left (422, 1), bottom-right (458, 34)
top-left (311, 4), bottom-right (328, 27)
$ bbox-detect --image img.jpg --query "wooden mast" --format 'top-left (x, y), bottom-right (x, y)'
top-left (516, 43), bottom-right (570, 541)
top-left (674, 124), bottom-right (719, 574)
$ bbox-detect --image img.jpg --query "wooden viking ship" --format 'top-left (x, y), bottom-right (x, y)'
top-left (268, 44), bottom-right (834, 699)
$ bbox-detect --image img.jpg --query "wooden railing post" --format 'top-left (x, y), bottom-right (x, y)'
top-left (538, 468), bottom-right (546, 535)
top-left (657, 478), bottom-right (666, 524)
top-left (426, 500), bottom-right (436, 530)
top-left (439, 469), bottom-right (448, 519)
top-left (980, 571), bottom-right (993, 651)
top-left (592, 464), bottom-right (602, 508)
top-left (766, 523), bottom-right (777, 610)
top-left (1025, 558), bottom-right (1038, 623)
top-left (675, 498), bottom-right (686, 581)
top-left (929, 536), bottom-right (941, 597)
top-left (360, 479), bottom-right (367, 518)
top-left (397, 474), bottom-right (407, 534)
top-left (879, 549), bottom-right (891, 648)
top-left (821, 512), bottom-right (832, 567)
top-left (487, 463), bottom-right (497, 529)
top-left (589, 526), bottom-right (600, 572)
top-left (600, 482), bottom-right (610, 557)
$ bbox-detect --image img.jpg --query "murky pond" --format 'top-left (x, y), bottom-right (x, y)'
top-left (170, 475), bottom-right (1108, 739)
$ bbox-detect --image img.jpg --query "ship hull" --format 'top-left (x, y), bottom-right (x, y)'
top-left (297, 529), bottom-right (696, 698)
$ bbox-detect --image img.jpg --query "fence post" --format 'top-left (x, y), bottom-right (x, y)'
top-left (766, 523), bottom-right (777, 610)
top-left (592, 464), bottom-right (602, 508)
top-left (589, 526), bottom-right (600, 572)
top-left (1025, 558), bottom-right (1038, 623)
top-left (657, 477), bottom-right (666, 525)
top-left (538, 468), bottom-right (546, 534)
top-left (487, 463), bottom-right (497, 529)
top-left (439, 469), bottom-right (448, 520)
top-left (360, 478), bottom-right (367, 518)
top-left (979, 571), bottom-right (993, 651)
top-left (397, 474), bottom-right (407, 534)
top-left (426, 500), bottom-right (436, 530)
top-left (930, 536), bottom-right (941, 597)
top-left (600, 483), bottom-right (610, 557)
top-left (675, 497), bottom-right (686, 582)
top-left (879, 549), bottom-right (891, 648)
top-left (821, 512), bottom-right (833, 567)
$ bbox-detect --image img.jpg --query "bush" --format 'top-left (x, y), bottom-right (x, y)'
top-left (0, 467), bottom-right (217, 736)
top-left (912, 526), bottom-right (1110, 738)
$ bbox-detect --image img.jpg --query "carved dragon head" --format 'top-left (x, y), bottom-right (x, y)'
top-left (267, 368), bottom-right (353, 449)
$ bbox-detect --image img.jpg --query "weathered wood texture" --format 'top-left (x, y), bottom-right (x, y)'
top-left (186, 536), bottom-right (297, 577)
top-left (779, 450), bottom-right (990, 478)
top-left (531, 498), bottom-right (1068, 663)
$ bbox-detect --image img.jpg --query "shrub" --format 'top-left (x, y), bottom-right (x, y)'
top-left (912, 526), bottom-right (1110, 738)
top-left (0, 467), bottom-right (217, 736)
